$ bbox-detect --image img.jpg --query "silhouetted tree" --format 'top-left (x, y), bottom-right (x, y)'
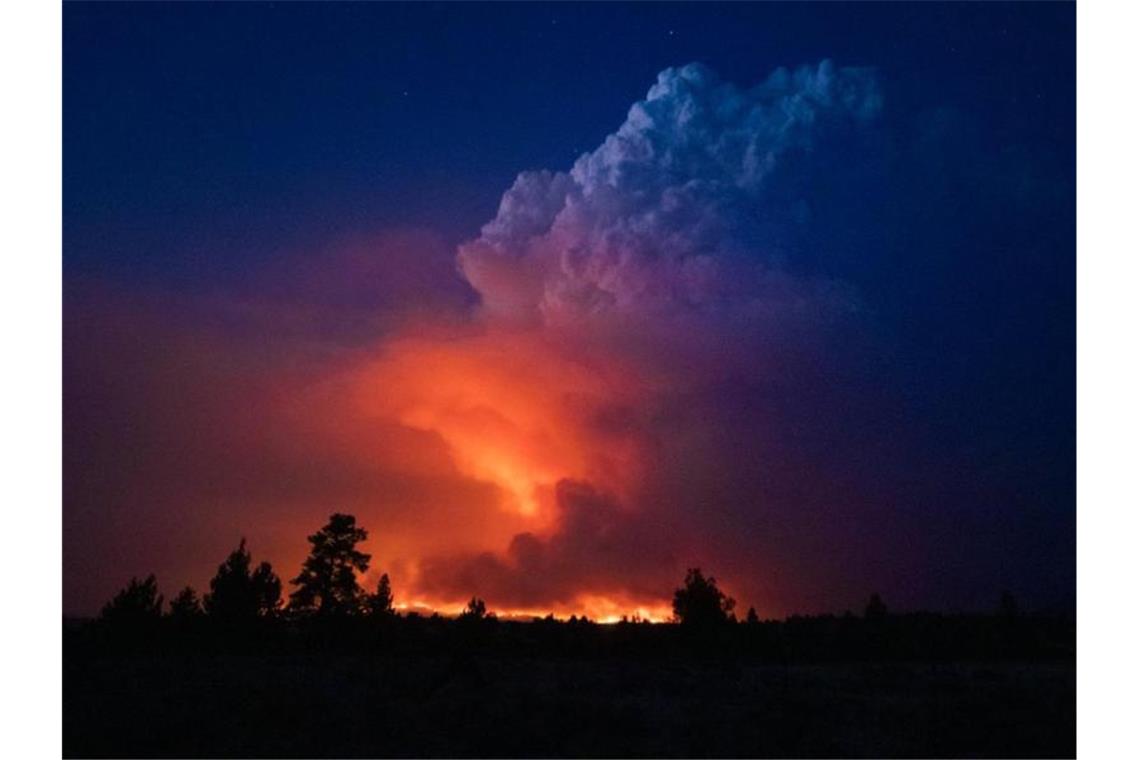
top-left (746, 606), bottom-right (760, 625)
top-left (251, 561), bottom-right (282, 615)
top-left (289, 513), bottom-right (370, 615)
top-left (100, 574), bottom-right (163, 626)
top-left (367, 573), bottom-right (395, 616)
top-left (672, 568), bottom-right (735, 627)
top-left (459, 596), bottom-right (487, 620)
top-left (168, 586), bottom-right (203, 620)
top-left (1000, 590), bottom-right (1020, 618)
top-left (203, 539), bottom-right (282, 621)
top-left (865, 592), bottom-right (888, 619)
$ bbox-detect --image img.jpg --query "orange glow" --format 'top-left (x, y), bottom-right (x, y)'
top-left (350, 330), bottom-right (643, 522)
top-left (64, 249), bottom-right (775, 620)
top-left (275, 324), bottom-right (672, 617)
top-left (393, 594), bottom-right (674, 623)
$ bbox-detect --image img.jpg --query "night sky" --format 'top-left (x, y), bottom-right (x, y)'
top-left (64, 2), bottom-right (1075, 619)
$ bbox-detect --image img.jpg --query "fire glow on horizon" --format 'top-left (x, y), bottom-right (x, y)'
top-left (392, 597), bottom-right (676, 624)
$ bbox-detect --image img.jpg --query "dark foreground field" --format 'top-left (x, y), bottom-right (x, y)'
top-left (65, 652), bottom-right (1073, 758)
top-left (64, 615), bottom-right (1075, 758)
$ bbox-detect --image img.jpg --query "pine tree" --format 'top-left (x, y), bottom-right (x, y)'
top-left (367, 573), bottom-right (395, 616)
top-left (672, 568), bottom-right (735, 627)
top-left (168, 586), bottom-right (203, 620)
top-left (289, 514), bottom-right (371, 615)
top-left (459, 596), bottom-right (487, 620)
top-left (203, 539), bottom-right (282, 621)
top-left (101, 574), bottom-right (163, 626)
top-left (864, 593), bottom-right (888, 620)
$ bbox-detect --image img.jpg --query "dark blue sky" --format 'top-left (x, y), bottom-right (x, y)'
top-left (65, 2), bottom-right (1072, 279)
top-left (64, 2), bottom-right (1074, 615)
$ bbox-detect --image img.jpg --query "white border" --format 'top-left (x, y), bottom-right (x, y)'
top-left (0, 0), bottom-right (61, 758)
top-left (1078, 0), bottom-right (1140, 758)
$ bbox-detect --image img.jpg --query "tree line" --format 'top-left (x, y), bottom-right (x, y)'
top-left (102, 513), bottom-right (406, 626)
top-left (98, 512), bottom-right (1017, 630)
top-left (99, 512), bottom-right (782, 629)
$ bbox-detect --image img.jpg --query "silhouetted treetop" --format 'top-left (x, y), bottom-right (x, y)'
top-left (865, 593), bottom-right (888, 619)
top-left (168, 586), bottom-right (203, 620)
top-left (1000, 590), bottom-right (1020, 618)
top-left (252, 562), bottom-right (282, 614)
top-left (368, 573), bottom-right (395, 617)
top-left (101, 575), bottom-right (163, 625)
top-left (459, 596), bottom-right (487, 620)
top-left (203, 539), bottom-right (281, 621)
top-left (673, 568), bottom-right (736, 627)
top-left (289, 513), bottom-right (370, 616)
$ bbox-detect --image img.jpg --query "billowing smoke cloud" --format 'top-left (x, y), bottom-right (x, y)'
top-left (345, 61), bottom-right (896, 617)
top-left (459, 61), bottom-right (880, 325)
top-left (415, 480), bottom-right (676, 614)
